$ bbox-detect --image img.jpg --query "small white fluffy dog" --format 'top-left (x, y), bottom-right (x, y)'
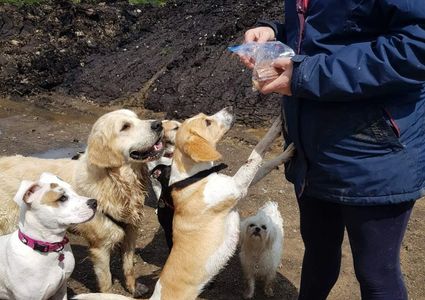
top-left (0, 173), bottom-right (97, 300)
top-left (239, 201), bottom-right (284, 299)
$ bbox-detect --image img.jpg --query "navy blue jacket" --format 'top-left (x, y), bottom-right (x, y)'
top-left (261, 0), bottom-right (425, 205)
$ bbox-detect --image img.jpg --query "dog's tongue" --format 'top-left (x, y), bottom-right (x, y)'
top-left (154, 141), bottom-right (163, 151)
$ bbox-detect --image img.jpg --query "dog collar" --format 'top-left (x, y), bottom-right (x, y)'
top-left (170, 163), bottom-right (228, 190)
top-left (104, 212), bottom-right (129, 230)
top-left (18, 229), bottom-right (69, 261)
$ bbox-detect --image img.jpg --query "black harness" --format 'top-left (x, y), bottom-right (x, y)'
top-left (153, 163), bottom-right (228, 250)
top-left (169, 163), bottom-right (228, 191)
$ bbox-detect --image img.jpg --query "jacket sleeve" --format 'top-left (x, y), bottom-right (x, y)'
top-left (291, 1), bottom-right (425, 101)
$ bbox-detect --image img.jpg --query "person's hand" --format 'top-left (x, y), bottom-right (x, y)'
top-left (240, 27), bottom-right (276, 69)
top-left (255, 57), bottom-right (293, 96)
top-left (244, 26), bottom-right (276, 43)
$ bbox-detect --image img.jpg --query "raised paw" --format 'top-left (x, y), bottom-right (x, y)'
top-left (263, 116), bottom-right (282, 141)
top-left (282, 142), bottom-right (296, 160)
top-left (255, 116), bottom-right (283, 154)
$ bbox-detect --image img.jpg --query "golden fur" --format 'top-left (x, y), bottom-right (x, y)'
top-left (0, 109), bottom-right (164, 296)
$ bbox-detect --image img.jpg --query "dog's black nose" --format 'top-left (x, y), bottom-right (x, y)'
top-left (87, 199), bottom-right (97, 210)
top-left (151, 120), bottom-right (163, 133)
top-left (255, 227), bottom-right (261, 232)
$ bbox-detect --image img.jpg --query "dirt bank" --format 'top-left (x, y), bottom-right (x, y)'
top-left (0, 0), bottom-right (284, 125)
top-left (1, 99), bottom-right (424, 299)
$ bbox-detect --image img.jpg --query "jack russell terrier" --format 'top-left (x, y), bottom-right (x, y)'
top-left (0, 173), bottom-right (97, 300)
top-left (75, 106), bottom-right (294, 300)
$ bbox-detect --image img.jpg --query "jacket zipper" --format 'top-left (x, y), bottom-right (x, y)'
top-left (296, 0), bottom-right (309, 53)
top-left (383, 108), bottom-right (401, 138)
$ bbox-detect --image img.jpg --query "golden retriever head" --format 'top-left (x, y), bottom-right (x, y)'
top-left (87, 109), bottom-right (164, 168)
top-left (175, 107), bottom-right (235, 162)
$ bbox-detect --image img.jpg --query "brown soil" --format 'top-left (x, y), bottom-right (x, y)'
top-left (0, 0), bottom-right (283, 126)
top-left (1, 99), bottom-right (424, 300)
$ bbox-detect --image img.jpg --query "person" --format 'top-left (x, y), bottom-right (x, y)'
top-left (238, 0), bottom-right (425, 299)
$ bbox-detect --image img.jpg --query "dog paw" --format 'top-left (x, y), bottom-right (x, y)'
top-left (284, 142), bottom-right (296, 157)
top-left (133, 282), bottom-right (149, 298)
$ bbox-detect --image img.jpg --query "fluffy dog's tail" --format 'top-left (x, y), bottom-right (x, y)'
top-left (260, 201), bottom-right (284, 239)
top-left (73, 294), bottom-right (135, 300)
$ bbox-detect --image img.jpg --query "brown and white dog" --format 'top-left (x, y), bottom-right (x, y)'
top-left (0, 109), bottom-right (164, 297)
top-left (0, 172), bottom-right (97, 300)
top-left (75, 107), bottom-right (294, 300)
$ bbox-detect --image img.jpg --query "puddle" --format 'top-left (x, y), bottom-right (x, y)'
top-left (31, 146), bottom-right (86, 159)
top-left (0, 98), bottom-right (104, 123)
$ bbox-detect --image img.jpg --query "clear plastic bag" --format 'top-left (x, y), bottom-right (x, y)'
top-left (228, 41), bottom-right (295, 89)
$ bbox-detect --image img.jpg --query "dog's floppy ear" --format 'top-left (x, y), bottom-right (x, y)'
top-left (14, 180), bottom-right (41, 206)
top-left (87, 133), bottom-right (123, 168)
top-left (183, 133), bottom-right (222, 162)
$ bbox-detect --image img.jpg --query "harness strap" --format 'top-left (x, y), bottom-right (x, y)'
top-left (170, 163), bottom-right (228, 191)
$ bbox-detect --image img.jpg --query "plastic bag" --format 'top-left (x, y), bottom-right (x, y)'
top-left (228, 41), bottom-right (295, 89)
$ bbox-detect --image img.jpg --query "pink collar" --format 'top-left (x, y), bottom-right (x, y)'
top-left (18, 229), bottom-right (69, 260)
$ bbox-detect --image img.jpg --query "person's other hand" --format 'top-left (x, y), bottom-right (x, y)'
top-left (256, 57), bottom-right (293, 96)
top-left (240, 27), bottom-right (276, 69)
top-left (244, 26), bottom-right (276, 43)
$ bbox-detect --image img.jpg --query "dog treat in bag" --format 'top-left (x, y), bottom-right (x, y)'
top-left (228, 41), bottom-right (295, 90)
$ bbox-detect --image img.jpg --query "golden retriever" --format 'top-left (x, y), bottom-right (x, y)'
top-left (0, 109), bottom-right (164, 297)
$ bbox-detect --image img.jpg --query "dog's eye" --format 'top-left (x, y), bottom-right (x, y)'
top-left (205, 119), bottom-right (212, 127)
top-left (173, 126), bottom-right (179, 131)
top-left (121, 123), bottom-right (131, 131)
top-left (58, 195), bottom-right (68, 202)
top-left (249, 224), bottom-right (255, 227)
top-left (261, 225), bottom-right (267, 230)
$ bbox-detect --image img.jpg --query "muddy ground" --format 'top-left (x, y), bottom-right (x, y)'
top-left (0, 0), bottom-right (284, 126)
top-left (1, 99), bottom-right (424, 300)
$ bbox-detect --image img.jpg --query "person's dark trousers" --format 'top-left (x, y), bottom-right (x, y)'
top-left (297, 195), bottom-right (415, 300)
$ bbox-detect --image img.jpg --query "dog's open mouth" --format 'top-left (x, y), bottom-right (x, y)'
top-left (130, 138), bottom-right (164, 161)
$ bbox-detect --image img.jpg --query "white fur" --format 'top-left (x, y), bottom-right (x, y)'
top-left (150, 280), bottom-right (162, 300)
top-left (203, 210), bottom-right (240, 287)
top-left (203, 174), bottom-right (240, 208)
top-left (0, 172), bottom-right (96, 300)
top-left (239, 201), bottom-right (284, 299)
